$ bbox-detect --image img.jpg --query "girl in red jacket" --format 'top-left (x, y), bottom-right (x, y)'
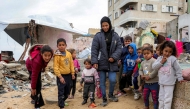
top-left (26, 45), bottom-right (53, 109)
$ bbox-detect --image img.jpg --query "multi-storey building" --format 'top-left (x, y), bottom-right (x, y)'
top-left (108, 0), bottom-right (187, 36)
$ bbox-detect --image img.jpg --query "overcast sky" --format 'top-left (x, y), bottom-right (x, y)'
top-left (0, 0), bottom-right (108, 32)
top-left (0, 0), bottom-right (108, 60)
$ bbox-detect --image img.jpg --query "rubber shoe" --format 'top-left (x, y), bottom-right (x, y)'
top-left (82, 100), bottom-right (87, 105)
top-left (109, 95), bottom-right (118, 102)
top-left (100, 98), bottom-right (108, 107)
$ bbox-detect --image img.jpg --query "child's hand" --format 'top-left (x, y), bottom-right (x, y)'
top-left (80, 83), bottom-right (83, 87)
top-left (72, 75), bottom-right (75, 80)
top-left (93, 64), bottom-right (98, 69)
top-left (136, 58), bottom-right (141, 63)
top-left (141, 75), bottom-right (145, 80)
top-left (59, 77), bottom-right (65, 84)
top-left (132, 73), bottom-right (135, 77)
top-left (179, 80), bottom-right (186, 83)
top-left (96, 81), bottom-right (100, 85)
top-left (31, 89), bottom-right (36, 96)
top-left (122, 74), bottom-right (126, 77)
top-left (161, 57), bottom-right (167, 64)
top-left (138, 86), bottom-right (143, 92)
top-left (145, 76), bottom-right (150, 81)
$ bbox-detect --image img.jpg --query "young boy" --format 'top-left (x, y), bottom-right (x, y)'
top-left (122, 43), bottom-right (138, 91)
top-left (139, 47), bottom-right (159, 109)
top-left (118, 36), bottom-right (132, 96)
top-left (132, 47), bottom-right (142, 100)
top-left (54, 38), bottom-right (75, 109)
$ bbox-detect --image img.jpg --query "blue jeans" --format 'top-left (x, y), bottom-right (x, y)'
top-left (133, 77), bottom-right (139, 90)
top-left (143, 83), bottom-right (159, 109)
top-left (99, 71), bottom-right (116, 98)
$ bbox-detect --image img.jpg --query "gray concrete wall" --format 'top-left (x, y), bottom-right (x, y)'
top-left (166, 18), bottom-right (178, 40)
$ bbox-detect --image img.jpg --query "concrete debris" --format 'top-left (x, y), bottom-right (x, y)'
top-left (0, 61), bottom-right (56, 93)
top-left (0, 100), bottom-right (5, 103)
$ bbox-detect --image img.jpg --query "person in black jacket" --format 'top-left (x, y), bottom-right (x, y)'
top-left (91, 16), bottom-right (122, 106)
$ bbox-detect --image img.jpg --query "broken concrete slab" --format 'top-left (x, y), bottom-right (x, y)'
top-left (16, 71), bottom-right (29, 77)
top-left (3, 63), bottom-right (21, 69)
top-left (45, 96), bottom-right (58, 104)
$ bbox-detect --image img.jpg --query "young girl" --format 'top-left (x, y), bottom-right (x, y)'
top-left (80, 59), bottom-right (99, 107)
top-left (152, 41), bottom-right (185, 109)
top-left (26, 45), bottom-right (53, 109)
top-left (68, 48), bottom-right (80, 99)
top-left (54, 38), bottom-right (75, 109)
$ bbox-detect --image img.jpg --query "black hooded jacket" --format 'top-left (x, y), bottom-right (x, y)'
top-left (91, 16), bottom-right (122, 72)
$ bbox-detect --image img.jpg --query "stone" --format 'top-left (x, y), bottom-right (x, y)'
top-left (16, 71), bottom-right (29, 78)
top-left (0, 72), bottom-right (4, 78)
top-left (45, 96), bottom-right (58, 104)
top-left (3, 63), bottom-right (21, 69)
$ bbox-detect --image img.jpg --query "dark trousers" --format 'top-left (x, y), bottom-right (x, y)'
top-left (126, 71), bottom-right (133, 87)
top-left (57, 74), bottom-right (71, 108)
top-left (133, 77), bottom-right (139, 90)
top-left (30, 72), bottom-right (45, 108)
top-left (119, 76), bottom-right (127, 91)
top-left (69, 74), bottom-right (77, 96)
top-left (143, 83), bottom-right (159, 109)
top-left (83, 83), bottom-right (95, 102)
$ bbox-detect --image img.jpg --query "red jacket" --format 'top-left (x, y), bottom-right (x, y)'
top-left (26, 45), bottom-right (49, 89)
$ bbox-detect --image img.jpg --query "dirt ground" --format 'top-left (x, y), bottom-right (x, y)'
top-left (0, 82), bottom-right (153, 109)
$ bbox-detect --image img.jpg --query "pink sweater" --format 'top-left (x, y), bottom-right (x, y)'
top-left (73, 59), bottom-right (80, 72)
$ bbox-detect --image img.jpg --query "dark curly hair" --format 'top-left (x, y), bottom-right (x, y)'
top-left (142, 47), bottom-right (153, 53)
top-left (159, 41), bottom-right (177, 57)
top-left (84, 58), bottom-right (91, 65)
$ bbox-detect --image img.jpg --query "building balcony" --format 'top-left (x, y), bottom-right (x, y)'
top-left (118, 0), bottom-right (138, 9)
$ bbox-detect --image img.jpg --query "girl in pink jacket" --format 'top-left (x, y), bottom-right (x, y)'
top-left (68, 49), bottom-right (80, 99)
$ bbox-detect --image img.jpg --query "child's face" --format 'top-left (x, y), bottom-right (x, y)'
top-left (72, 51), bottom-right (77, 59)
top-left (156, 49), bottom-right (160, 56)
top-left (124, 40), bottom-right (131, 46)
top-left (143, 50), bottom-right (153, 60)
top-left (137, 50), bottom-right (142, 57)
top-left (128, 46), bottom-right (134, 54)
top-left (84, 62), bottom-right (92, 69)
top-left (41, 52), bottom-right (52, 62)
top-left (57, 41), bottom-right (67, 52)
top-left (162, 47), bottom-right (173, 58)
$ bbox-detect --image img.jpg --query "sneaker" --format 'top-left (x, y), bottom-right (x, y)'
top-left (31, 100), bottom-right (35, 104)
top-left (68, 95), bottom-right (74, 99)
top-left (100, 98), bottom-right (108, 107)
top-left (134, 93), bottom-right (140, 100)
top-left (82, 99), bottom-right (87, 105)
top-left (109, 94), bottom-right (118, 102)
top-left (65, 102), bottom-right (69, 106)
top-left (126, 87), bottom-right (131, 91)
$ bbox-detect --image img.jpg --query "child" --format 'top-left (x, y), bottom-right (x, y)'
top-left (155, 44), bottom-right (161, 57)
top-left (26, 45), bottom-right (53, 109)
top-left (122, 43), bottom-right (138, 91)
top-left (132, 47), bottom-right (142, 100)
top-left (54, 38), bottom-right (75, 109)
top-left (68, 48), bottom-right (80, 99)
top-left (118, 36), bottom-right (132, 96)
top-left (152, 41), bottom-right (185, 109)
top-left (138, 43), bottom-right (154, 92)
top-left (80, 59), bottom-right (99, 106)
top-left (139, 47), bottom-right (159, 109)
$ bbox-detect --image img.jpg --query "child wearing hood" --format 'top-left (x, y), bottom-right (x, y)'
top-left (122, 43), bottom-right (138, 91)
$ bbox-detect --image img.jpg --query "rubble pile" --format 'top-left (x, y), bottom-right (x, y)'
top-left (0, 61), bottom-right (56, 94)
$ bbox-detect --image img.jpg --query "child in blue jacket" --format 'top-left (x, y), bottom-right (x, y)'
top-left (122, 43), bottom-right (138, 91)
